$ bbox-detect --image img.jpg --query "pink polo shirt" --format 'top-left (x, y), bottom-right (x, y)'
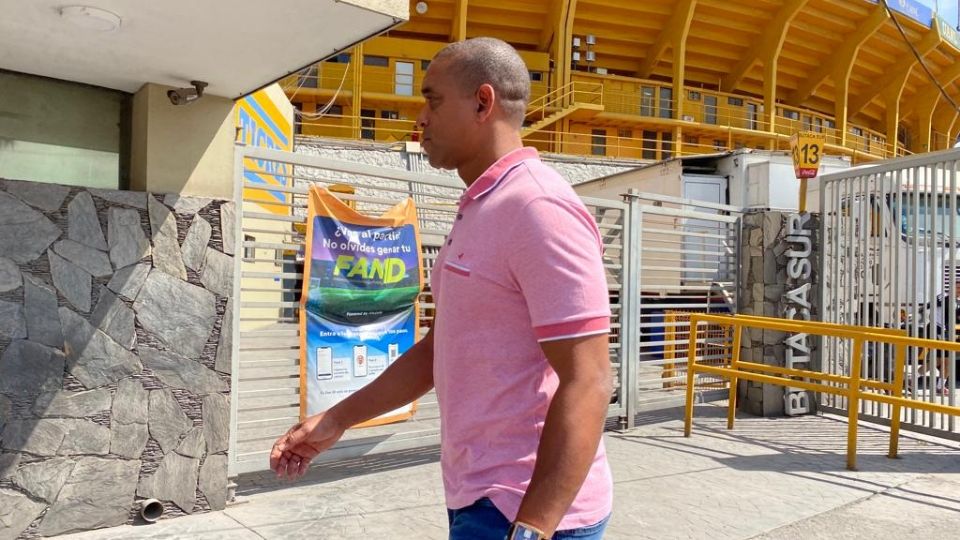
top-left (431, 147), bottom-right (613, 530)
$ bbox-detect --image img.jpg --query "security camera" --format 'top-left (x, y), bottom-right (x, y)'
top-left (167, 80), bottom-right (208, 106)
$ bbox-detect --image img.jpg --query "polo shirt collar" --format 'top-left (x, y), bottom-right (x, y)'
top-left (464, 146), bottom-right (539, 201)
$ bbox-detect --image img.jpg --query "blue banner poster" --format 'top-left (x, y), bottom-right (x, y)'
top-left (300, 187), bottom-right (423, 426)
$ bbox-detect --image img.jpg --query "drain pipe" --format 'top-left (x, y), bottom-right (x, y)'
top-left (139, 499), bottom-right (164, 523)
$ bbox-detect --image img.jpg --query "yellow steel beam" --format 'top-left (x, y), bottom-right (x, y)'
top-left (933, 101), bottom-right (959, 145)
top-left (949, 113), bottom-right (960, 148)
top-left (835, 80), bottom-right (852, 147)
top-left (451, 0), bottom-right (468, 42)
top-left (670, 1), bottom-right (695, 122)
top-left (762, 60), bottom-right (778, 133)
top-left (900, 61), bottom-right (960, 119)
top-left (637, 0), bottom-right (697, 79)
top-left (913, 97), bottom-right (940, 153)
top-left (789, 4), bottom-right (889, 105)
top-left (561, 0), bottom-right (578, 87)
top-left (885, 94), bottom-right (901, 158)
top-left (848, 24), bottom-right (941, 116)
top-left (540, 0), bottom-right (564, 52)
top-left (351, 44), bottom-right (363, 139)
top-left (720, 0), bottom-right (808, 93)
top-left (553, 0), bottom-right (578, 146)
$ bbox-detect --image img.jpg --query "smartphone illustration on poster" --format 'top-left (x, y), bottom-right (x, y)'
top-left (388, 343), bottom-right (399, 365)
top-left (353, 344), bottom-right (368, 377)
top-left (316, 347), bottom-right (333, 380)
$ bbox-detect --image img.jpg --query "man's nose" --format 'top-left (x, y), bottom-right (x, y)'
top-left (415, 108), bottom-right (428, 129)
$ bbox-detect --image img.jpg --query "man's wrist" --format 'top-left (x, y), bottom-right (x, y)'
top-left (324, 403), bottom-right (353, 432)
top-left (506, 520), bottom-right (549, 540)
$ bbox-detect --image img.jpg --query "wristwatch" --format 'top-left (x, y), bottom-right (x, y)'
top-left (506, 521), bottom-right (548, 540)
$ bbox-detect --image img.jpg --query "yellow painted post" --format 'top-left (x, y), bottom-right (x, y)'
top-left (763, 59), bottom-right (777, 134)
top-left (663, 312), bottom-right (676, 388)
top-left (798, 178), bottom-right (808, 213)
top-left (885, 97), bottom-right (900, 159)
top-left (727, 325), bottom-right (743, 430)
top-left (451, 0), bottom-right (468, 42)
top-left (888, 343), bottom-right (907, 459)
top-left (351, 44), bottom-right (364, 139)
top-left (847, 338), bottom-right (864, 470)
top-left (683, 315), bottom-right (700, 437)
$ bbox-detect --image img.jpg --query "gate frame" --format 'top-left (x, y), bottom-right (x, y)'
top-left (817, 147), bottom-right (960, 439)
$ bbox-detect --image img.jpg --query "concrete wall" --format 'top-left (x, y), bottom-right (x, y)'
top-left (0, 72), bottom-right (126, 189)
top-left (0, 179), bottom-right (235, 539)
top-left (131, 84), bottom-right (235, 199)
top-left (294, 139), bottom-right (637, 187)
top-left (345, 0), bottom-right (408, 19)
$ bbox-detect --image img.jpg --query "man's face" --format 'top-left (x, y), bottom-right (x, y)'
top-left (417, 59), bottom-right (478, 170)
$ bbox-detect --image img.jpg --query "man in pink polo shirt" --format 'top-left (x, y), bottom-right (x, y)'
top-left (271, 37), bottom-right (613, 539)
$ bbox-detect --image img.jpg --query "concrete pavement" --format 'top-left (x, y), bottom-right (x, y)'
top-left (59, 405), bottom-right (960, 539)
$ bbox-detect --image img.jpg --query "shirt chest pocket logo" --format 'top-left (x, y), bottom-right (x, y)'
top-left (443, 260), bottom-right (471, 277)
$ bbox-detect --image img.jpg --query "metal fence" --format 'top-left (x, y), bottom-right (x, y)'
top-left (621, 191), bottom-right (742, 420)
top-left (818, 147), bottom-right (960, 438)
top-left (229, 146), bottom-right (631, 476)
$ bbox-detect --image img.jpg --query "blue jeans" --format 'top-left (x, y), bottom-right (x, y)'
top-left (447, 498), bottom-right (609, 540)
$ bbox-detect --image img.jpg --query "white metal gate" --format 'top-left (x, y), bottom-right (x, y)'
top-left (818, 148), bottom-right (960, 437)
top-left (621, 191), bottom-right (741, 420)
top-left (229, 146), bottom-right (629, 476)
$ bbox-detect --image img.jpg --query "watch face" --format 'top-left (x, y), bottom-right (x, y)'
top-left (509, 524), bottom-right (544, 540)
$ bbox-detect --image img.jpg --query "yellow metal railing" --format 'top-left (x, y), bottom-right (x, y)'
top-left (521, 128), bottom-right (749, 160)
top-left (683, 314), bottom-right (960, 470)
top-left (525, 81), bottom-right (604, 124)
top-left (298, 114), bottom-right (418, 143)
top-left (663, 310), bottom-right (731, 389)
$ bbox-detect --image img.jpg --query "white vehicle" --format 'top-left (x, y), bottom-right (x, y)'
top-left (576, 149), bottom-right (851, 213)
top-left (575, 149), bottom-right (851, 298)
top-left (810, 163), bottom-right (960, 334)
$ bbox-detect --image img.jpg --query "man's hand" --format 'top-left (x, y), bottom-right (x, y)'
top-left (267, 328), bottom-right (437, 480)
top-left (269, 411), bottom-right (346, 480)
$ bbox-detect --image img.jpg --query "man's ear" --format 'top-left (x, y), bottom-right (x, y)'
top-left (476, 84), bottom-right (495, 119)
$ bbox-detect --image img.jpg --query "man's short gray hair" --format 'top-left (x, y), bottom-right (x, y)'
top-left (434, 37), bottom-right (531, 128)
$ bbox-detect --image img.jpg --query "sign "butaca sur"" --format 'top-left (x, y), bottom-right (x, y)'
top-left (783, 213), bottom-right (814, 415)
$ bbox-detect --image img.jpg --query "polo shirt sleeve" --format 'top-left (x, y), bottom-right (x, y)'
top-left (507, 196), bottom-right (612, 343)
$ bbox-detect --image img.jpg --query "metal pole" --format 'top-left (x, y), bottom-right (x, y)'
top-left (622, 190), bottom-right (643, 429)
top-left (227, 143), bottom-right (246, 486)
top-left (831, 179), bottom-right (842, 407)
top-left (895, 168), bottom-right (904, 423)
top-left (926, 165), bottom-right (937, 428)
top-left (727, 326), bottom-right (743, 430)
top-left (910, 166), bottom-right (920, 424)
top-left (847, 338), bottom-right (865, 471)
top-left (950, 159), bottom-right (958, 431)
top-left (857, 174), bottom-right (873, 414)
top-left (684, 315), bottom-right (700, 437)
top-left (846, 177), bottom-right (856, 411)
top-left (889, 343), bottom-right (907, 459)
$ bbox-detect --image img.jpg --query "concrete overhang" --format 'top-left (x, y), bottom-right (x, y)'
top-left (0, 0), bottom-right (407, 98)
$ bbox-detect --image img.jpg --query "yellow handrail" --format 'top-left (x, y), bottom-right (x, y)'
top-left (683, 314), bottom-right (960, 470)
top-left (526, 81), bottom-right (604, 122)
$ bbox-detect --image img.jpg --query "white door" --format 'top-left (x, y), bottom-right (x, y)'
top-left (682, 175), bottom-right (727, 284)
